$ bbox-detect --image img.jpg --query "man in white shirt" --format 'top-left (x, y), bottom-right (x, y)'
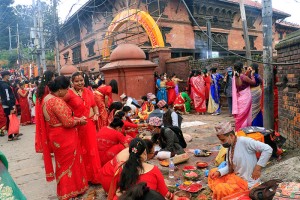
top-left (208, 121), bottom-right (273, 200)
top-left (120, 93), bottom-right (140, 114)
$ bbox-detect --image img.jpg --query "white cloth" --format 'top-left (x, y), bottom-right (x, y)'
top-left (218, 136), bottom-right (272, 188)
top-left (125, 97), bottom-right (137, 113)
top-left (171, 111), bottom-right (178, 127)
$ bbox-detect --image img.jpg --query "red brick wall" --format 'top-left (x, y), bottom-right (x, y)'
top-left (275, 30), bottom-right (300, 148)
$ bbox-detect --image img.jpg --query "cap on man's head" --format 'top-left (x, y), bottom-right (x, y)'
top-left (215, 122), bottom-right (234, 135)
top-left (120, 93), bottom-right (127, 100)
top-left (1, 71), bottom-right (11, 77)
top-left (149, 117), bottom-right (162, 127)
top-left (157, 100), bottom-right (167, 108)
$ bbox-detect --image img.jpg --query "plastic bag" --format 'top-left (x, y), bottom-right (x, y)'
top-left (8, 114), bottom-right (20, 136)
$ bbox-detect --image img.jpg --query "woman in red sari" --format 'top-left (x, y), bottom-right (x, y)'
top-left (202, 68), bottom-right (211, 107)
top-left (92, 84), bottom-right (108, 130)
top-left (0, 101), bottom-right (6, 136)
top-left (190, 71), bottom-right (207, 114)
top-left (107, 102), bottom-right (123, 125)
top-left (107, 138), bottom-right (174, 200)
top-left (97, 118), bottom-right (129, 166)
top-left (35, 70), bottom-right (54, 153)
top-left (64, 72), bottom-right (102, 184)
top-left (17, 82), bottom-right (31, 125)
top-left (97, 79), bottom-right (118, 108)
top-left (100, 139), bottom-right (154, 193)
top-left (166, 77), bottom-right (176, 105)
top-left (42, 76), bottom-right (88, 200)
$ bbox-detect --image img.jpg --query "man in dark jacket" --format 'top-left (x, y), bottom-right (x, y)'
top-left (157, 100), bottom-right (182, 128)
top-left (0, 71), bottom-right (16, 139)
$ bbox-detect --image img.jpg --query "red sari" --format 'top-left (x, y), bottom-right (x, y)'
top-left (0, 103), bottom-right (6, 129)
top-left (18, 89), bottom-right (31, 125)
top-left (35, 86), bottom-right (50, 153)
top-left (110, 165), bottom-right (170, 200)
top-left (97, 126), bottom-right (128, 166)
top-left (97, 85), bottom-right (113, 107)
top-left (123, 117), bottom-right (138, 138)
top-left (203, 75), bottom-right (211, 101)
top-left (94, 91), bottom-right (108, 129)
top-left (42, 96), bottom-right (88, 200)
top-left (190, 76), bottom-right (206, 112)
top-left (65, 88), bottom-right (102, 183)
top-left (167, 81), bottom-right (176, 105)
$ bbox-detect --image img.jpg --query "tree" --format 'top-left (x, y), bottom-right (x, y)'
top-left (0, 0), bottom-right (17, 50)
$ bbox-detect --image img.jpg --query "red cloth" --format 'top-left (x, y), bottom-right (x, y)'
top-left (65, 88), bottom-right (102, 183)
top-left (100, 157), bottom-right (120, 192)
top-left (94, 91), bottom-right (108, 129)
top-left (97, 85), bottom-right (113, 107)
top-left (35, 86), bottom-right (50, 153)
top-left (203, 75), bottom-right (211, 100)
top-left (190, 76), bottom-right (206, 112)
top-left (173, 94), bottom-right (185, 113)
top-left (42, 97), bottom-right (88, 199)
top-left (0, 103), bottom-right (6, 129)
top-left (167, 81), bottom-right (176, 105)
top-left (97, 126), bottom-right (127, 166)
top-left (18, 89), bottom-right (31, 125)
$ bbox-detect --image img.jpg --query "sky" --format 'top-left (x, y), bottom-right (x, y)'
top-left (13, 0), bottom-right (300, 24)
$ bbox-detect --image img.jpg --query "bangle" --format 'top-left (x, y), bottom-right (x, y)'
top-left (95, 113), bottom-right (99, 116)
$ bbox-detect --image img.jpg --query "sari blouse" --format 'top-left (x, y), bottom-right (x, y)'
top-left (45, 97), bottom-right (76, 127)
top-left (65, 88), bottom-right (96, 118)
top-left (97, 126), bottom-right (127, 151)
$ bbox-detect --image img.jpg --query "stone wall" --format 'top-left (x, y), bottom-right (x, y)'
top-left (275, 30), bottom-right (300, 148)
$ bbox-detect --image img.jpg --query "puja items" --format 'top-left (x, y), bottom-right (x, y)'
top-left (159, 153), bottom-right (190, 167)
top-left (182, 170), bottom-right (201, 181)
top-left (174, 191), bottom-right (191, 200)
top-left (196, 162), bottom-right (208, 169)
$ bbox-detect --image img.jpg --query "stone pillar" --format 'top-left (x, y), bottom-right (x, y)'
top-left (148, 47), bottom-right (171, 75)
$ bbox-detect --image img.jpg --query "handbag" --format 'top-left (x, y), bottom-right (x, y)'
top-left (249, 179), bottom-right (282, 200)
top-left (8, 114), bottom-right (20, 136)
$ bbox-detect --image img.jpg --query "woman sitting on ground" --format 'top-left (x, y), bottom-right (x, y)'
top-left (100, 139), bottom-right (154, 193)
top-left (108, 138), bottom-right (174, 200)
top-left (122, 106), bottom-right (148, 138)
top-left (97, 117), bottom-right (129, 166)
top-left (107, 102), bottom-right (123, 124)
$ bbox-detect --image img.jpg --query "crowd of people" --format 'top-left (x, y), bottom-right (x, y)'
top-left (0, 61), bottom-right (278, 200)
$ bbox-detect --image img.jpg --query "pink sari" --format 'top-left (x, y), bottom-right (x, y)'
top-left (190, 76), bottom-right (206, 112)
top-left (232, 77), bottom-right (252, 131)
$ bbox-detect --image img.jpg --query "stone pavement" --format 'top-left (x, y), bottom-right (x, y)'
top-left (0, 110), bottom-right (233, 200)
top-left (0, 124), bottom-right (56, 200)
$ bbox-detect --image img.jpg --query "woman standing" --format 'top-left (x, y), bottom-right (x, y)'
top-left (0, 99), bottom-right (7, 136)
top-left (97, 79), bottom-right (118, 108)
top-left (64, 72), bottom-right (102, 184)
top-left (17, 82), bottom-right (31, 125)
top-left (166, 77), bottom-right (176, 105)
top-left (250, 63), bottom-right (263, 127)
top-left (208, 68), bottom-right (224, 115)
top-left (232, 62), bottom-right (256, 131)
top-left (108, 138), bottom-right (174, 200)
top-left (35, 70), bottom-right (54, 153)
top-left (156, 74), bottom-right (168, 102)
top-left (93, 82), bottom-right (108, 129)
top-left (202, 69), bottom-right (211, 105)
top-left (171, 74), bottom-right (183, 96)
top-left (42, 76), bottom-right (88, 199)
top-left (190, 71), bottom-right (206, 114)
top-left (97, 118), bottom-right (129, 166)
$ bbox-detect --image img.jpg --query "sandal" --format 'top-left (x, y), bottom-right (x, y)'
top-left (8, 137), bottom-right (13, 141)
top-left (0, 130), bottom-right (4, 137)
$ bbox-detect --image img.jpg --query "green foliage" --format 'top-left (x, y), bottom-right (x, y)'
top-left (46, 51), bottom-right (55, 61)
top-left (0, 0), bottom-right (16, 50)
top-left (0, 49), bottom-right (18, 68)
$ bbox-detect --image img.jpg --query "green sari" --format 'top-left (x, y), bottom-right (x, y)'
top-left (0, 151), bottom-right (27, 200)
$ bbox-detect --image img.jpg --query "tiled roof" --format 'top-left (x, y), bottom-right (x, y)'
top-left (276, 21), bottom-right (300, 29)
top-left (227, 0), bottom-right (290, 17)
